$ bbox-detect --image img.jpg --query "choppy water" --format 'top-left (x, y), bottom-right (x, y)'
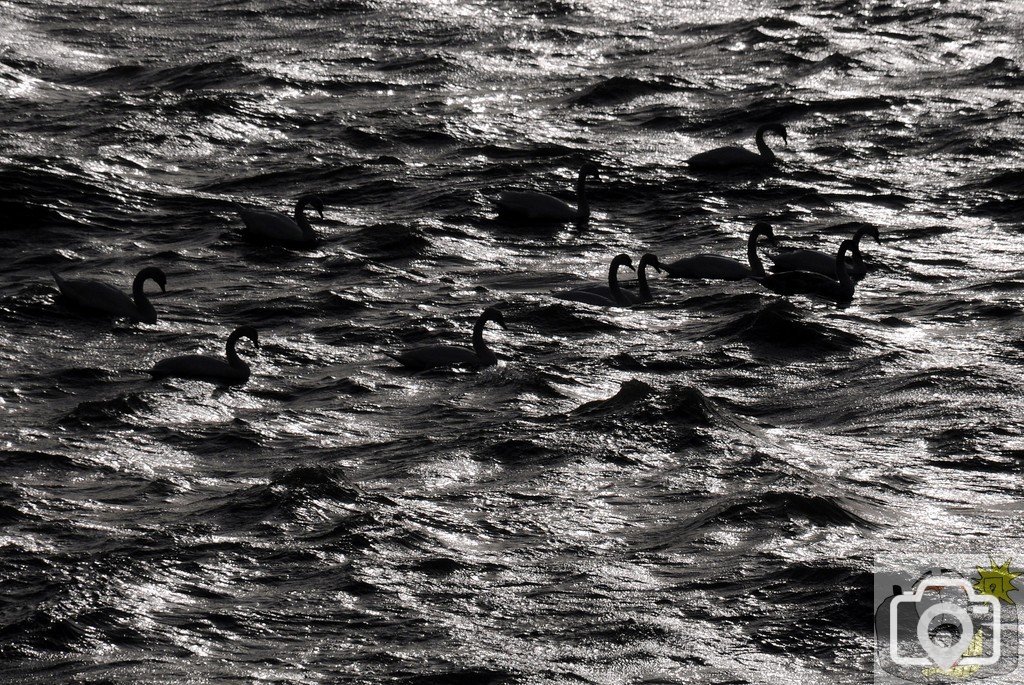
top-left (2, 1), bottom-right (1024, 683)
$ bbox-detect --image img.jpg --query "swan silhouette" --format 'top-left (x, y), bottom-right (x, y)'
top-left (662, 222), bottom-right (776, 280)
top-left (491, 162), bottom-right (599, 223)
top-left (687, 123), bottom-right (788, 172)
top-left (555, 254), bottom-right (635, 306)
top-left (577, 253), bottom-right (662, 304)
top-left (387, 307), bottom-right (507, 371)
top-left (769, 226), bottom-right (880, 278)
top-left (756, 240), bottom-right (856, 303)
top-left (150, 326), bottom-right (259, 385)
top-left (232, 195), bottom-right (324, 245)
top-left (52, 267), bottom-right (167, 323)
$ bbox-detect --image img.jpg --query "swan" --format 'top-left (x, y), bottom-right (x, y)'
top-left (687, 123), bottom-right (788, 172)
top-left (769, 225), bottom-right (880, 278)
top-left (756, 240), bottom-right (856, 303)
top-left (555, 254), bottom-right (635, 306)
top-left (387, 307), bottom-right (507, 371)
top-left (577, 253), bottom-right (662, 304)
top-left (150, 326), bottom-right (259, 385)
top-left (662, 222), bottom-right (776, 280)
top-left (491, 162), bottom-right (599, 223)
top-left (52, 266), bottom-right (167, 323)
top-left (232, 195), bottom-right (324, 245)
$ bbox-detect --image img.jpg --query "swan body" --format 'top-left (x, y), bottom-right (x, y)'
top-left (150, 326), bottom-right (259, 385)
top-left (52, 266), bottom-right (167, 323)
top-left (757, 240), bottom-right (856, 303)
top-left (769, 226), bottom-right (879, 278)
top-left (663, 222), bottom-right (776, 280)
top-left (687, 123), bottom-right (788, 172)
top-left (233, 195), bottom-right (324, 245)
top-left (388, 307), bottom-right (507, 371)
top-left (577, 253), bottom-right (662, 304)
top-left (555, 254), bottom-right (635, 306)
top-left (492, 162), bottom-right (599, 223)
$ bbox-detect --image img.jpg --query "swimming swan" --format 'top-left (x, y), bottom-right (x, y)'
top-left (233, 195), bottom-right (324, 245)
top-left (387, 307), bottom-right (507, 371)
top-left (687, 123), bottom-right (788, 172)
top-left (491, 162), bottom-right (599, 223)
top-left (52, 266), bottom-right (167, 323)
top-left (769, 225), bottom-right (880, 278)
top-left (150, 326), bottom-right (259, 385)
top-left (555, 254), bottom-right (634, 306)
top-left (756, 240), bottom-right (856, 303)
top-left (577, 253), bottom-right (662, 304)
top-left (663, 222), bottom-right (776, 280)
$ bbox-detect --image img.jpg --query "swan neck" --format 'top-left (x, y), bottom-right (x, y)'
top-left (294, 200), bottom-right (316, 239)
top-left (637, 263), bottom-right (652, 302)
top-left (837, 248), bottom-right (854, 296)
top-left (576, 172), bottom-right (589, 220)
top-left (851, 242), bottom-right (865, 270)
top-left (472, 318), bottom-right (494, 363)
top-left (747, 231), bottom-right (766, 277)
top-left (755, 126), bottom-right (776, 160)
top-left (226, 335), bottom-right (248, 370)
top-left (132, 273), bottom-right (156, 322)
top-left (609, 261), bottom-right (627, 305)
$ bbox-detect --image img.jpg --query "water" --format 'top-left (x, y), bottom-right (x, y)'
top-left (2, 1), bottom-right (1023, 682)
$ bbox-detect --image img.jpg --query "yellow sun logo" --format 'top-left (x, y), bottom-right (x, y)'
top-left (973, 559), bottom-right (1020, 605)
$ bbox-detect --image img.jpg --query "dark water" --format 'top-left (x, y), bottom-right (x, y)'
top-left (2, 1), bottom-right (1023, 682)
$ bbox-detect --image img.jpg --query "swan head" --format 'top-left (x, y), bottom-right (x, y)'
top-left (854, 225), bottom-right (881, 244)
top-left (231, 325), bottom-right (260, 349)
top-left (579, 161), bottom-right (600, 181)
top-left (137, 266), bottom-right (167, 293)
top-left (752, 221), bottom-right (778, 245)
top-left (299, 194), bottom-right (325, 219)
top-left (611, 253), bottom-right (635, 272)
top-left (765, 123), bottom-right (788, 145)
top-left (481, 307), bottom-right (508, 330)
top-left (639, 253), bottom-right (662, 274)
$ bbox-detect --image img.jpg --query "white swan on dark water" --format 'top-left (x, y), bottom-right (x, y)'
top-left (387, 307), bottom-right (507, 371)
top-left (756, 239), bottom-right (857, 303)
top-left (687, 123), bottom-right (788, 172)
top-left (52, 266), bottom-right (167, 324)
top-left (491, 162), bottom-right (599, 223)
top-left (662, 222), bottom-right (776, 280)
top-left (769, 225), bottom-right (880, 278)
top-left (554, 254), bottom-right (635, 306)
top-left (576, 253), bottom-right (662, 304)
top-left (232, 195), bottom-right (325, 245)
top-left (150, 326), bottom-right (259, 385)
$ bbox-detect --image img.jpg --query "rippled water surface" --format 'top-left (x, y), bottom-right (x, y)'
top-left (2, 1), bottom-right (1024, 683)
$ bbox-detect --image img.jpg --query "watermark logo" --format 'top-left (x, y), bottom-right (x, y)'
top-left (874, 558), bottom-right (1021, 683)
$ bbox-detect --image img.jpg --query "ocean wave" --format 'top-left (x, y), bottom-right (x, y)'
top-left (712, 299), bottom-right (864, 351)
top-left (688, 491), bottom-right (877, 530)
top-left (569, 75), bottom-right (688, 107)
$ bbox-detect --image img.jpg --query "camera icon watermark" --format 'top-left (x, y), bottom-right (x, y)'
top-left (874, 558), bottom-right (1021, 683)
